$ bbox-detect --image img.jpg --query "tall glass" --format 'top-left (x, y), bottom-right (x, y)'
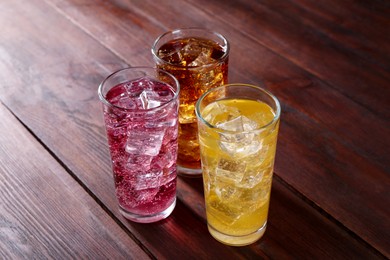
top-left (152, 28), bottom-right (229, 177)
top-left (98, 67), bottom-right (180, 223)
top-left (195, 84), bottom-right (281, 246)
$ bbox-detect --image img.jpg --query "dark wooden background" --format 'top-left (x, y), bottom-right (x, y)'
top-left (0, 0), bottom-right (389, 259)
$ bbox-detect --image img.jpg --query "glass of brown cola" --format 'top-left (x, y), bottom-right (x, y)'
top-left (152, 28), bottom-right (230, 177)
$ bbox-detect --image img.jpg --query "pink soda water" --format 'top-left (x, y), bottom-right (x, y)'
top-left (102, 76), bottom-right (178, 221)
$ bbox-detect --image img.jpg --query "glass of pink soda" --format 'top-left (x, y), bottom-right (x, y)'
top-left (98, 67), bottom-right (179, 223)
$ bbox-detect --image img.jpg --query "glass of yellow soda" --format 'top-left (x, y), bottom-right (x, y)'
top-left (195, 84), bottom-right (281, 246)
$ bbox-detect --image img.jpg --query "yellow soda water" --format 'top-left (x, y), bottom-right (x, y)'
top-left (198, 98), bottom-right (279, 246)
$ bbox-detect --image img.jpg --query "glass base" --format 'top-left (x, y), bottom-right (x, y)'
top-left (177, 165), bottom-right (202, 177)
top-left (119, 198), bottom-right (176, 223)
top-left (208, 222), bottom-right (267, 246)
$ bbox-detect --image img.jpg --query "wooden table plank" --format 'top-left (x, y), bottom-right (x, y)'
top-left (284, 0), bottom-right (390, 67)
top-left (285, 0), bottom-right (390, 70)
top-left (40, 0), bottom-right (390, 256)
top-left (178, 177), bottom-right (383, 259)
top-left (0, 103), bottom-right (149, 259)
top-left (186, 0), bottom-right (390, 116)
top-left (0, 1), bottom-right (270, 258)
top-left (45, 0), bottom-right (390, 171)
top-left (0, 0), bottom-right (388, 258)
top-left (181, 0), bottom-right (390, 170)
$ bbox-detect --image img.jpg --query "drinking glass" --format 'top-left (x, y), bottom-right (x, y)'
top-left (195, 84), bottom-right (281, 245)
top-left (98, 67), bottom-right (180, 223)
top-left (152, 28), bottom-right (229, 177)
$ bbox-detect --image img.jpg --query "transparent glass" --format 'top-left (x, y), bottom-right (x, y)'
top-left (152, 28), bottom-right (230, 177)
top-left (98, 67), bottom-right (180, 223)
top-left (195, 84), bottom-right (281, 246)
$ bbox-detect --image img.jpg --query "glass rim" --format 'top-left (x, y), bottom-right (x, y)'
top-left (98, 66), bottom-right (180, 112)
top-left (151, 27), bottom-right (230, 69)
top-left (195, 83), bottom-right (281, 133)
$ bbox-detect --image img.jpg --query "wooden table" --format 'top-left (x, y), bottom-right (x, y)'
top-left (1, 0), bottom-right (389, 259)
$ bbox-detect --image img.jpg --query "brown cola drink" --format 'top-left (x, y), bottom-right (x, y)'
top-left (152, 28), bottom-right (229, 176)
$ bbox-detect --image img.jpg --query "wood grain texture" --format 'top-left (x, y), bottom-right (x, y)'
top-left (0, 103), bottom-right (149, 259)
top-left (39, 0), bottom-right (390, 256)
top-left (0, 0), bottom-right (388, 258)
top-left (1, 1), bottom-right (270, 258)
top-left (178, 176), bottom-right (383, 259)
top-left (188, 0), bottom-right (390, 115)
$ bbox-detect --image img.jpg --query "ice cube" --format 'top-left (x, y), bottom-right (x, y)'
top-left (217, 115), bottom-right (257, 132)
top-left (135, 187), bottom-right (159, 204)
top-left (121, 77), bottom-right (174, 110)
top-left (111, 90), bottom-right (138, 110)
top-left (242, 116), bottom-right (258, 131)
top-left (138, 79), bottom-right (175, 109)
top-left (202, 102), bottom-right (227, 124)
top-left (215, 158), bottom-right (246, 183)
top-left (188, 51), bottom-right (212, 67)
top-left (140, 90), bottom-right (162, 109)
top-left (239, 166), bottom-right (270, 189)
top-left (117, 185), bottom-right (159, 209)
top-left (180, 38), bottom-right (202, 64)
top-left (223, 107), bottom-right (241, 119)
top-left (218, 116), bottom-right (262, 157)
top-left (199, 70), bottom-right (224, 93)
top-left (241, 135), bottom-right (277, 172)
top-left (219, 132), bottom-right (261, 157)
top-left (126, 155), bottom-right (153, 171)
top-left (208, 197), bottom-right (242, 225)
top-left (158, 45), bottom-right (183, 64)
top-left (124, 79), bottom-right (144, 96)
top-left (151, 145), bottom-right (176, 169)
top-left (188, 40), bottom-right (215, 66)
top-left (134, 170), bottom-right (163, 190)
top-left (252, 110), bottom-right (275, 127)
top-left (217, 116), bottom-right (244, 131)
top-left (219, 133), bottom-right (244, 155)
top-left (126, 129), bottom-right (165, 156)
top-left (215, 183), bottom-right (238, 201)
top-left (160, 164), bottom-right (177, 186)
top-left (153, 84), bottom-right (175, 103)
